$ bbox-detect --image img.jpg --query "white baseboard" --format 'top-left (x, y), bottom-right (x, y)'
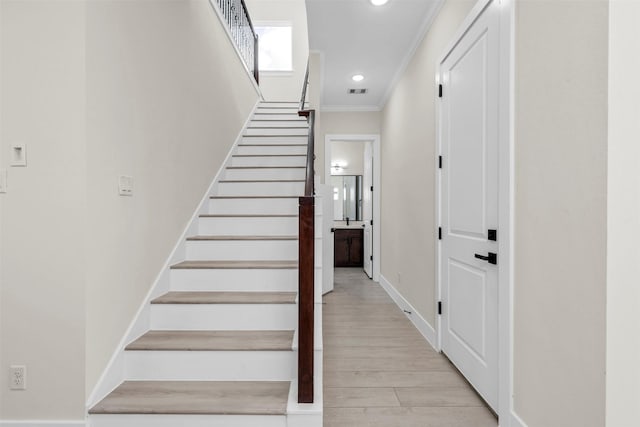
top-left (86, 99), bottom-right (262, 409)
top-left (0, 422), bottom-right (85, 427)
top-left (378, 274), bottom-right (437, 350)
top-left (509, 411), bottom-right (528, 427)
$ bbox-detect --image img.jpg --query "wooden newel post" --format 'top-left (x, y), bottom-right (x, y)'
top-left (298, 196), bottom-right (315, 403)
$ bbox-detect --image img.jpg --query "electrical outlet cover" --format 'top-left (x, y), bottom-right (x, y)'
top-left (0, 169), bottom-right (7, 193)
top-left (10, 365), bottom-right (26, 390)
top-left (10, 144), bottom-right (27, 167)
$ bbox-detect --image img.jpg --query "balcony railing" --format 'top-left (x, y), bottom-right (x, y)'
top-left (215, 0), bottom-right (259, 83)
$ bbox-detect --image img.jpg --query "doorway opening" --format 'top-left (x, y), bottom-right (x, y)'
top-left (325, 134), bottom-right (381, 283)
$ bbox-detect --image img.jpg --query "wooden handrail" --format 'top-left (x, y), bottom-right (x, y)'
top-left (297, 59), bottom-right (315, 403)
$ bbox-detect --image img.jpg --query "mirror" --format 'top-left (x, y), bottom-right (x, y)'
top-left (331, 175), bottom-right (362, 221)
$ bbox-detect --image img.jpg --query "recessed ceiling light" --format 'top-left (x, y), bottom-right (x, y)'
top-left (352, 74), bottom-right (365, 82)
top-left (370, 0), bottom-right (389, 5)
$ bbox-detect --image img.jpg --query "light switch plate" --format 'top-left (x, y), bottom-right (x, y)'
top-left (118, 175), bottom-right (133, 196)
top-left (0, 170), bottom-right (6, 193)
top-left (10, 144), bottom-right (27, 167)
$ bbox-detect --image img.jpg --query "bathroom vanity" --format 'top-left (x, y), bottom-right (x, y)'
top-left (333, 224), bottom-right (364, 267)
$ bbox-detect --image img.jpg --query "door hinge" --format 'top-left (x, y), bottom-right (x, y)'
top-left (438, 156), bottom-right (443, 169)
top-left (370, 255), bottom-right (373, 261)
top-left (438, 84), bottom-right (443, 98)
top-left (370, 186), bottom-right (373, 192)
top-left (370, 219), bottom-right (373, 226)
top-left (438, 227), bottom-right (442, 240)
top-left (438, 301), bottom-right (442, 315)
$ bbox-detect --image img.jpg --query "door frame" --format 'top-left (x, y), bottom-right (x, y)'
top-left (435, 0), bottom-right (515, 424)
top-left (325, 134), bottom-right (381, 282)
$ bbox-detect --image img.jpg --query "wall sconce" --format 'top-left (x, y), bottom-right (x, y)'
top-left (332, 160), bottom-right (348, 172)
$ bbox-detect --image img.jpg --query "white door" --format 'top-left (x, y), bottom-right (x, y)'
top-left (362, 141), bottom-right (373, 278)
top-left (319, 184), bottom-right (334, 295)
top-left (439, 1), bottom-right (499, 410)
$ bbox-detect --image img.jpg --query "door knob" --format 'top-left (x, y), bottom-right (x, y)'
top-left (474, 252), bottom-right (497, 265)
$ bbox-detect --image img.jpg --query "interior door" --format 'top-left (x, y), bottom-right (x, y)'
top-left (362, 141), bottom-right (373, 278)
top-left (439, 2), bottom-right (499, 410)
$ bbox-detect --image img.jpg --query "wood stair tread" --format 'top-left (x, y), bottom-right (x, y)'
top-left (171, 260), bottom-right (297, 269)
top-left (151, 291), bottom-right (297, 305)
top-left (200, 214), bottom-right (297, 219)
top-left (232, 154), bottom-right (306, 157)
top-left (89, 381), bottom-right (289, 415)
top-left (226, 166), bottom-right (305, 169)
top-left (187, 235), bottom-right (297, 241)
top-left (210, 196), bottom-right (299, 199)
top-left (126, 330), bottom-right (294, 351)
top-left (218, 179), bottom-right (304, 183)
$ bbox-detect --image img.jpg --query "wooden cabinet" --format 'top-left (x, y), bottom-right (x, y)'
top-left (334, 228), bottom-right (364, 267)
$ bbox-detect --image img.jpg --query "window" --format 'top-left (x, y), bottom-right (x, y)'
top-left (255, 25), bottom-right (292, 72)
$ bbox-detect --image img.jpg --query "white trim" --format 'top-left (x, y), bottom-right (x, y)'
top-left (379, 275), bottom-right (438, 350)
top-left (0, 422), bottom-right (85, 427)
top-left (324, 134), bottom-right (381, 282)
top-left (206, 0), bottom-right (262, 99)
top-left (309, 50), bottom-right (326, 108)
top-left (498, 0), bottom-right (516, 425)
top-left (436, 0), bottom-right (514, 424)
top-left (378, 0), bottom-right (445, 110)
top-left (320, 105), bottom-right (381, 113)
top-left (510, 411), bottom-right (528, 427)
top-left (86, 100), bottom-right (262, 409)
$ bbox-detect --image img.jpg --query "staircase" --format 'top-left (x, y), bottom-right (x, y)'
top-left (88, 101), bottom-right (322, 427)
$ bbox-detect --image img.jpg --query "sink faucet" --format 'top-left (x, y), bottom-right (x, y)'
top-left (346, 217), bottom-right (350, 226)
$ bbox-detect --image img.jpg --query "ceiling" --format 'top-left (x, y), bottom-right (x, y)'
top-left (306, 0), bottom-right (441, 111)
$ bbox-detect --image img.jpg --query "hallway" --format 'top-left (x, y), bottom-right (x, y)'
top-left (323, 268), bottom-right (498, 427)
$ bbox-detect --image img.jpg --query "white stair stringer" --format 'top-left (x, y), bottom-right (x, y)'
top-left (88, 101), bottom-right (322, 427)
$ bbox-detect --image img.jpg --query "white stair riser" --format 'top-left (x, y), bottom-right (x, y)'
top-left (236, 145), bottom-right (307, 156)
top-left (185, 240), bottom-right (298, 261)
top-left (150, 304), bottom-right (297, 330)
top-left (208, 198), bottom-right (298, 215)
top-left (252, 114), bottom-right (305, 121)
top-left (217, 181), bottom-right (304, 197)
top-left (245, 127), bottom-right (307, 136)
top-left (125, 351), bottom-right (294, 381)
top-left (224, 168), bottom-right (306, 181)
top-left (230, 155), bottom-right (306, 167)
top-left (247, 121), bottom-right (308, 128)
top-left (242, 136), bottom-right (308, 145)
top-left (170, 268), bottom-right (298, 292)
top-left (255, 108), bottom-right (300, 114)
top-left (260, 102), bottom-right (300, 108)
top-left (88, 414), bottom-right (287, 427)
top-left (198, 216), bottom-right (298, 235)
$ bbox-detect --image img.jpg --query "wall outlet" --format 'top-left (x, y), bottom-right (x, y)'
top-left (118, 175), bottom-right (133, 196)
top-left (9, 365), bottom-right (26, 390)
top-left (10, 144), bottom-right (27, 167)
top-left (0, 169), bottom-right (7, 193)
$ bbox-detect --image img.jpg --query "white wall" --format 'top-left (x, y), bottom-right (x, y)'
top-left (606, 1), bottom-right (640, 424)
top-left (331, 140), bottom-right (365, 176)
top-left (245, 0), bottom-right (309, 101)
top-left (514, 1), bottom-right (608, 425)
top-left (85, 0), bottom-right (259, 396)
top-left (0, 0), bottom-right (87, 419)
top-left (0, 0), bottom-right (259, 420)
top-left (380, 0), bottom-right (475, 325)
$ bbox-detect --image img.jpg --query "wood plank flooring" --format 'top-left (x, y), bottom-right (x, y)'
top-left (323, 268), bottom-right (498, 427)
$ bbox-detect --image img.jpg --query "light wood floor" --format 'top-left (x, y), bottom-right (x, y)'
top-left (323, 268), bottom-right (498, 427)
